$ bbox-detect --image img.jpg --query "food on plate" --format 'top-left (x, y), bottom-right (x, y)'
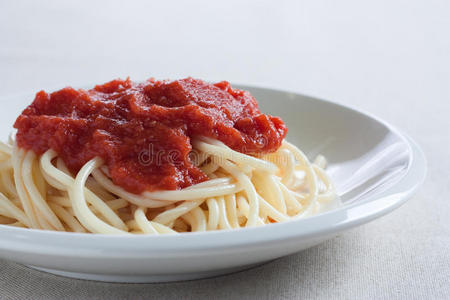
top-left (0, 77), bottom-right (337, 234)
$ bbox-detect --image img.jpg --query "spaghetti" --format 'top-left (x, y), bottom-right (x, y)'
top-left (0, 78), bottom-right (338, 234)
top-left (0, 136), bottom-right (337, 234)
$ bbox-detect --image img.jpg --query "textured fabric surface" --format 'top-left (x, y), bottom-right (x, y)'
top-left (0, 1), bottom-right (449, 299)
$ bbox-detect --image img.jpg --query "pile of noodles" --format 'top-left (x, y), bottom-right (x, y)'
top-left (0, 135), bottom-right (337, 234)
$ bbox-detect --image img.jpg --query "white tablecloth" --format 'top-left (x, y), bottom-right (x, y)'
top-left (0, 1), bottom-right (449, 299)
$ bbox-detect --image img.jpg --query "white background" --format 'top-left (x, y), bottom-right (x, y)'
top-left (0, 1), bottom-right (449, 299)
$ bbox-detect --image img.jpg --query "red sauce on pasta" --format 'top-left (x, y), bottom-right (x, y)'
top-left (14, 78), bottom-right (287, 193)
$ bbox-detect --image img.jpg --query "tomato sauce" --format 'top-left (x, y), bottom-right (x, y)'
top-left (14, 78), bottom-right (287, 193)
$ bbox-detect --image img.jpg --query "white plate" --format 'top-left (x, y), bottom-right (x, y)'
top-left (0, 85), bottom-right (426, 283)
